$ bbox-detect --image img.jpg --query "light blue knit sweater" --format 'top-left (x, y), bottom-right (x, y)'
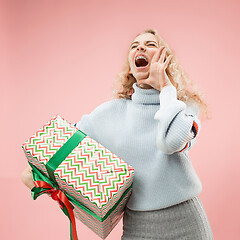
top-left (76, 82), bottom-right (202, 211)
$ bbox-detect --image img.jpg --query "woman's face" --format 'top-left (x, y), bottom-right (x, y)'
top-left (128, 33), bottom-right (159, 85)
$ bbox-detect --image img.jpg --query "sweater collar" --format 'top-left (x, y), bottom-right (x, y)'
top-left (131, 82), bottom-right (160, 105)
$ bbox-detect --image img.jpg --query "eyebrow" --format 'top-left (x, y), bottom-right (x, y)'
top-left (130, 40), bottom-right (158, 47)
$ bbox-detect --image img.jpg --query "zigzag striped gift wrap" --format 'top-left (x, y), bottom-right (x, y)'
top-left (22, 115), bottom-right (135, 239)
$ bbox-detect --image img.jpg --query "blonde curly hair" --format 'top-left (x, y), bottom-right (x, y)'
top-left (111, 28), bottom-right (211, 121)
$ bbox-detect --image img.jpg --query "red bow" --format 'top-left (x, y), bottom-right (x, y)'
top-left (34, 181), bottom-right (78, 240)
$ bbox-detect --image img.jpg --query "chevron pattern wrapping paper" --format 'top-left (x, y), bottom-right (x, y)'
top-left (22, 115), bottom-right (135, 239)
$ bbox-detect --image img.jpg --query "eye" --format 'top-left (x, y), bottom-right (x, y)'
top-left (131, 45), bottom-right (137, 49)
top-left (148, 43), bottom-right (157, 47)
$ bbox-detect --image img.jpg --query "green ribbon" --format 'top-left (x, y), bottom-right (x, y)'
top-left (46, 130), bottom-right (87, 185)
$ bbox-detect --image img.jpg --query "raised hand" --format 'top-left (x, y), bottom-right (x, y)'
top-left (137, 46), bottom-right (173, 91)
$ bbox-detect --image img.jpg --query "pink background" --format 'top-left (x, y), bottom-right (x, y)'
top-left (1, 0), bottom-right (240, 239)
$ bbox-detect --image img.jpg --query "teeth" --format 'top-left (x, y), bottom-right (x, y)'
top-left (135, 55), bottom-right (148, 61)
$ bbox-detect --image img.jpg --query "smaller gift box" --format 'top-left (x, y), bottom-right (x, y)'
top-left (22, 115), bottom-right (134, 239)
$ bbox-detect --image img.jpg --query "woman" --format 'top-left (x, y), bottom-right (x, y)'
top-left (22, 28), bottom-right (213, 239)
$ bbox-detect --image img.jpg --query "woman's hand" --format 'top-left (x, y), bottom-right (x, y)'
top-left (137, 46), bottom-right (173, 91)
top-left (21, 166), bottom-right (35, 189)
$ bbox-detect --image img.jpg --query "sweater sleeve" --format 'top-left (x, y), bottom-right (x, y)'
top-left (75, 114), bottom-right (95, 138)
top-left (154, 85), bottom-right (201, 155)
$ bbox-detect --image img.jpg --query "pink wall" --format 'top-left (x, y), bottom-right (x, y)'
top-left (1, 0), bottom-right (240, 239)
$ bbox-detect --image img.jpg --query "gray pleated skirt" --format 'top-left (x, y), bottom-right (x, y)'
top-left (121, 196), bottom-right (213, 240)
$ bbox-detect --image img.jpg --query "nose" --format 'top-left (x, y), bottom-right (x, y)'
top-left (137, 44), bottom-right (146, 52)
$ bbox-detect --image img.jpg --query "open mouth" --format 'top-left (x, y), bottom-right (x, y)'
top-left (135, 55), bottom-right (149, 68)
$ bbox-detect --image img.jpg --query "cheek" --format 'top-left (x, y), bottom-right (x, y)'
top-left (151, 49), bottom-right (158, 57)
top-left (149, 49), bottom-right (159, 62)
top-left (128, 58), bottom-right (135, 71)
top-left (128, 53), bottom-right (134, 65)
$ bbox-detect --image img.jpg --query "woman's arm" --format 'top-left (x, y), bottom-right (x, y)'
top-left (154, 85), bottom-right (201, 154)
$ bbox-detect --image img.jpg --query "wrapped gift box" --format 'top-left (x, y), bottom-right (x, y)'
top-left (22, 115), bottom-right (134, 239)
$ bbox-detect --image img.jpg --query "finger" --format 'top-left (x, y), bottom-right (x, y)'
top-left (164, 55), bottom-right (173, 68)
top-left (25, 166), bottom-right (32, 173)
top-left (151, 46), bottom-right (165, 63)
top-left (159, 48), bottom-right (167, 64)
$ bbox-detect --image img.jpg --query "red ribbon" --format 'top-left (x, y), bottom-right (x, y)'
top-left (34, 181), bottom-right (78, 240)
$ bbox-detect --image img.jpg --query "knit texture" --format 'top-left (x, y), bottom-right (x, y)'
top-left (76, 83), bottom-right (202, 211)
top-left (121, 196), bottom-right (214, 240)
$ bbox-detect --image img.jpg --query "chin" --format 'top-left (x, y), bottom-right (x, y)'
top-left (134, 71), bottom-right (149, 80)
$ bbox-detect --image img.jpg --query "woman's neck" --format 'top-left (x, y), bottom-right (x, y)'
top-left (136, 83), bottom-right (154, 89)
